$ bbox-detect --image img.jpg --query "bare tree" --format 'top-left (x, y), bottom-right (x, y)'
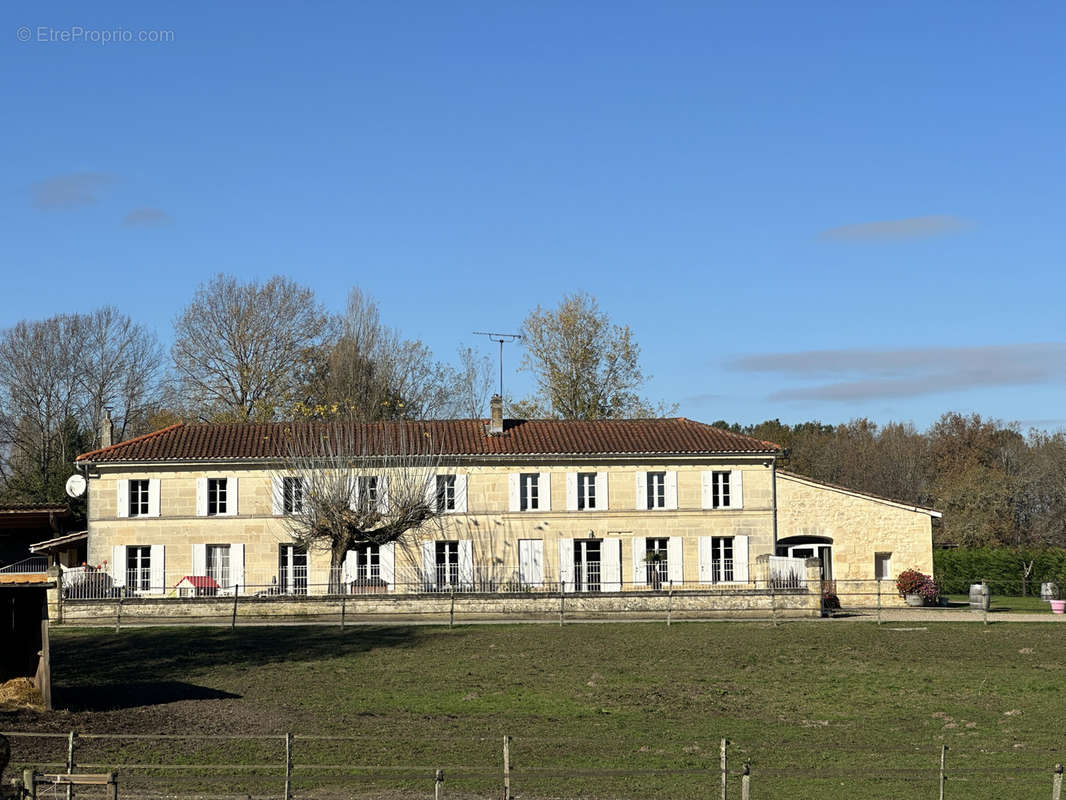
top-left (275, 421), bottom-right (445, 591)
top-left (518, 292), bottom-right (672, 419)
top-left (454, 345), bottom-right (494, 419)
top-left (172, 274), bottom-right (331, 421)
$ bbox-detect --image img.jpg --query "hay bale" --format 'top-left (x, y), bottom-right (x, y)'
top-left (0, 677), bottom-right (43, 710)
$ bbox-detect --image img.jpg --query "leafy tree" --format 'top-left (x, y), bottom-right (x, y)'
top-left (517, 292), bottom-right (671, 419)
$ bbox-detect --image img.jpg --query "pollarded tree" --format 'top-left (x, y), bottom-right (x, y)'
top-left (172, 274), bottom-right (332, 422)
top-left (518, 292), bottom-right (670, 419)
top-left (275, 421), bottom-right (445, 591)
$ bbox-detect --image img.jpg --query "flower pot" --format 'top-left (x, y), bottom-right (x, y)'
top-left (905, 593), bottom-right (925, 607)
top-left (1050, 599), bottom-right (1065, 615)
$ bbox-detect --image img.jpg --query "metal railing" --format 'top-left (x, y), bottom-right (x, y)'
top-left (0, 556), bottom-right (49, 573)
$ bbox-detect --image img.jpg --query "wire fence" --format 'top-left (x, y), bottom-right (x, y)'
top-left (3, 731), bottom-right (1065, 800)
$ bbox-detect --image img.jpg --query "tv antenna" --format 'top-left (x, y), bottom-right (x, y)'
top-left (473, 332), bottom-right (522, 398)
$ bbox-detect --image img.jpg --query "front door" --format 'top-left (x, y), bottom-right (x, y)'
top-left (574, 539), bottom-right (601, 592)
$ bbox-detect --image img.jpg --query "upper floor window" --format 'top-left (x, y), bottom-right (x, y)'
top-left (577, 472), bottom-right (597, 510)
top-left (283, 477), bottom-right (304, 514)
top-left (436, 474), bottom-right (456, 512)
top-left (356, 476), bottom-right (379, 511)
top-left (207, 478), bottom-right (228, 515)
top-left (520, 473), bottom-right (541, 511)
top-left (129, 479), bottom-right (150, 517)
top-left (710, 471), bottom-right (730, 509)
top-left (647, 471), bottom-right (667, 509)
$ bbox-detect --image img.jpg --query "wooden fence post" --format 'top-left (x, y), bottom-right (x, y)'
top-left (667, 581), bottom-right (673, 626)
top-left (435, 768), bottom-right (445, 800)
top-left (66, 731), bottom-right (76, 800)
top-left (24, 769), bottom-right (37, 800)
top-left (559, 582), bottom-right (565, 626)
top-left (231, 586), bottom-right (239, 629)
top-left (283, 732), bottom-right (293, 800)
top-left (114, 596), bottom-right (122, 633)
top-left (720, 738), bottom-right (729, 800)
top-left (503, 735), bottom-right (511, 800)
top-left (770, 585), bottom-right (777, 627)
top-left (106, 772), bottom-right (117, 800)
top-left (741, 763), bottom-right (750, 800)
top-left (983, 581), bottom-right (989, 626)
top-left (340, 595), bottom-right (346, 629)
top-left (1052, 762), bottom-right (1063, 800)
top-left (876, 581), bottom-right (882, 626)
top-left (939, 744), bottom-right (948, 800)
top-left (450, 586), bottom-right (455, 628)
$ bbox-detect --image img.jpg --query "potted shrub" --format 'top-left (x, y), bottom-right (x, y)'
top-left (1051, 580), bottom-right (1066, 615)
top-left (896, 569), bottom-right (938, 607)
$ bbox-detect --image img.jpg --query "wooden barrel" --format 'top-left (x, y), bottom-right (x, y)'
top-left (969, 582), bottom-right (990, 610)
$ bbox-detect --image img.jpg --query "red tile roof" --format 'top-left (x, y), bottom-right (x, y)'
top-left (76, 419), bottom-right (780, 462)
top-left (176, 575), bottom-right (220, 589)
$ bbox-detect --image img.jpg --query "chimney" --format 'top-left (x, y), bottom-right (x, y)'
top-left (100, 408), bottom-right (114, 448)
top-left (488, 394), bottom-right (504, 435)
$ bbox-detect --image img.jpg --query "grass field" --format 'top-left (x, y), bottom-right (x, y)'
top-left (4, 620), bottom-right (1066, 799)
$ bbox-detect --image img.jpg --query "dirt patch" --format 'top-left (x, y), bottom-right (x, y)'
top-left (0, 677), bottom-right (43, 711)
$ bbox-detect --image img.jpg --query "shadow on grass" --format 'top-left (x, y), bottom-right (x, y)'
top-left (57, 681), bottom-right (242, 712)
top-left (50, 626), bottom-right (424, 706)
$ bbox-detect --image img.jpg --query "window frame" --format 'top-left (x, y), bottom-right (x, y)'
top-left (519, 472), bottom-right (540, 512)
top-left (576, 472), bottom-right (597, 510)
top-left (436, 474), bottom-right (457, 513)
top-left (282, 477), bottom-right (304, 514)
top-left (710, 471), bottom-right (731, 509)
top-left (129, 479), bottom-right (150, 517)
top-left (647, 471), bottom-right (667, 510)
top-left (207, 477), bottom-right (228, 516)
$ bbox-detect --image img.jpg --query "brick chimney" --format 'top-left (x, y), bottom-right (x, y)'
top-left (100, 408), bottom-right (114, 448)
top-left (488, 394), bottom-right (504, 435)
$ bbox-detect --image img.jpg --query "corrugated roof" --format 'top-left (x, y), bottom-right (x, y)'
top-left (76, 419), bottom-right (781, 462)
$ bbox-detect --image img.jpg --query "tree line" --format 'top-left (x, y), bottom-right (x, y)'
top-left (0, 278), bottom-right (662, 510)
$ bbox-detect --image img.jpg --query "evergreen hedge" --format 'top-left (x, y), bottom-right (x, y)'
top-left (933, 547), bottom-right (1066, 595)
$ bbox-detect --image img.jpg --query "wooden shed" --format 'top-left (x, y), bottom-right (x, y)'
top-left (0, 575), bottom-right (53, 710)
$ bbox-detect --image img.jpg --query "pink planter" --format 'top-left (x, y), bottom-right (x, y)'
top-left (1051, 600), bottom-right (1065, 615)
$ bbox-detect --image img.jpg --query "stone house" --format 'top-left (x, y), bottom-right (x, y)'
top-left (73, 402), bottom-right (938, 598)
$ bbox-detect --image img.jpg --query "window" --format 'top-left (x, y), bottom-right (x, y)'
top-left (129, 479), bottom-right (149, 517)
top-left (126, 545), bottom-right (151, 591)
top-left (710, 471), bottom-right (731, 509)
top-left (645, 538), bottom-right (669, 587)
top-left (875, 552), bottom-right (892, 581)
top-left (278, 544), bottom-right (307, 595)
top-left (709, 537), bottom-right (733, 583)
top-left (206, 544), bottom-right (230, 589)
top-left (283, 477), bottom-right (303, 514)
top-left (577, 472), bottom-right (597, 510)
top-left (349, 543), bottom-right (380, 580)
top-left (520, 473), bottom-right (540, 511)
top-left (647, 472), bottom-right (667, 509)
top-left (207, 478), bottom-right (228, 515)
top-left (435, 541), bottom-right (459, 588)
top-left (357, 476), bottom-right (379, 511)
top-left (436, 475), bottom-right (456, 512)
top-left (574, 539), bottom-right (602, 592)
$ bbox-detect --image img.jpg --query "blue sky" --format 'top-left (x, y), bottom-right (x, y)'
top-left (4, 1), bottom-right (1065, 430)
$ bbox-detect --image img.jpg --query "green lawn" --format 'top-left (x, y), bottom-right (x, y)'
top-left (4, 621), bottom-right (1066, 799)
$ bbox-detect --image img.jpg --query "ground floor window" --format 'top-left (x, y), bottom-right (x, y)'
top-left (645, 538), bottom-right (669, 588)
top-left (709, 537), bottom-right (733, 583)
top-left (207, 544), bottom-right (230, 589)
top-left (874, 552), bottom-right (892, 581)
top-left (436, 541), bottom-right (459, 588)
top-left (279, 544), bottom-right (308, 594)
top-left (126, 545), bottom-right (151, 591)
top-left (574, 539), bottom-right (602, 592)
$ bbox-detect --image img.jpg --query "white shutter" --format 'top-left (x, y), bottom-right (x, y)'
top-left (111, 545), bottom-right (127, 586)
top-left (730, 470), bottom-right (744, 509)
top-left (196, 478), bottom-right (208, 516)
top-left (733, 535), bottom-right (749, 583)
top-left (454, 474), bottom-right (468, 513)
top-left (458, 539), bottom-right (474, 586)
top-left (226, 478), bottom-right (239, 516)
top-left (602, 539), bottom-right (622, 592)
top-left (343, 550), bottom-right (358, 585)
top-left (519, 540), bottom-right (544, 586)
top-left (116, 480), bottom-right (129, 519)
top-left (668, 537), bottom-right (684, 584)
top-left (565, 472), bottom-right (578, 511)
top-left (558, 538), bottom-right (575, 592)
top-left (539, 472), bottom-right (551, 511)
top-left (701, 471), bottom-right (713, 509)
top-left (421, 541), bottom-right (435, 588)
top-left (595, 472), bottom-right (609, 510)
top-left (425, 474), bottom-right (438, 509)
top-left (230, 543), bottom-right (245, 592)
top-left (379, 542), bottom-right (396, 588)
top-left (632, 537), bottom-right (647, 587)
top-left (192, 543), bottom-right (207, 576)
top-left (272, 477), bottom-right (285, 516)
top-left (377, 475), bottom-right (389, 513)
top-left (147, 479), bottom-right (161, 517)
top-left (698, 536), bottom-right (713, 584)
top-left (635, 472), bottom-right (648, 510)
top-left (508, 473), bottom-right (520, 512)
top-left (665, 471), bottom-right (678, 510)
top-left (149, 544), bottom-right (165, 594)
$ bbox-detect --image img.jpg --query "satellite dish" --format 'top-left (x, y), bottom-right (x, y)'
top-left (65, 474), bottom-right (87, 498)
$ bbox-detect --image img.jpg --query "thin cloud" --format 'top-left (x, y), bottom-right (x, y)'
top-left (122, 207), bottom-right (172, 227)
top-left (818, 215), bottom-right (972, 242)
top-left (728, 344), bottom-right (1066, 403)
top-left (29, 172), bottom-right (116, 209)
